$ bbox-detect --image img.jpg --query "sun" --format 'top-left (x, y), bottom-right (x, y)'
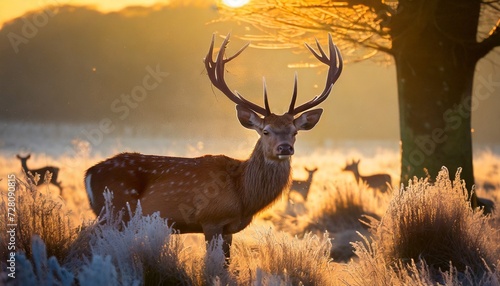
top-left (221, 0), bottom-right (250, 8)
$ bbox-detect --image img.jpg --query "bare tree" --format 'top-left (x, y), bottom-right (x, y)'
top-left (216, 0), bottom-right (500, 208)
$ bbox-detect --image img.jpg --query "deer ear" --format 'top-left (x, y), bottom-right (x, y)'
top-left (236, 105), bottom-right (264, 130)
top-left (294, 109), bottom-right (323, 131)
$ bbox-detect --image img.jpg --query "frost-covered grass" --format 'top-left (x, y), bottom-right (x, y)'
top-left (0, 145), bottom-right (499, 285)
top-left (346, 168), bottom-right (500, 286)
top-left (65, 191), bottom-right (190, 285)
top-left (380, 168), bottom-right (497, 273)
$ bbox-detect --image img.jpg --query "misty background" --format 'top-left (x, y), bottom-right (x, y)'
top-left (0, 4), bottom-right (498, 156)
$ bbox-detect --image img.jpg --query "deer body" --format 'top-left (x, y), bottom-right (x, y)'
top-left (85, 33), bottom-right (342, 260)
top-left (17, 154), bottom-right (62, 193)
top-left (289, 167), bottom-right (318, 201)
top-left (86, 139), bottom-right (291, 236)
top-left (343, 160), bottom-right (391, 193)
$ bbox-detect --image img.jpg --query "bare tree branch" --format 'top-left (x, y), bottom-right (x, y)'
top-left (214, 0), bottom-right (393, 61)
top-left (215, 0), bottom-right (497, 62)
top-left (475, 19), bottom-right (500, 58)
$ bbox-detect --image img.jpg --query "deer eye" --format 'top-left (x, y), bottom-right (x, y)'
top-left (262, 130), bottom-right (269, 136)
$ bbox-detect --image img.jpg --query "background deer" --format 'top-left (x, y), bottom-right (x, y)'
top-left (84, 33), bottom-right (342, 259)
top-left (17, 154), bottom-right (63, 193)
top-left (343, 159), bottom-right (391, 193)
top-left (289, 167), bottom-right (318, 201)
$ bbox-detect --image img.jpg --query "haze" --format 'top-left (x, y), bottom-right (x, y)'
top-left (0, 1), bottom-right (499, 153)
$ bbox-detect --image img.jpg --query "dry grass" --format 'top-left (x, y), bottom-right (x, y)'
top-left (0, 173), bottom-right (78, 263)
top-left (346, 167), bottom-right (500, 285)
top-left (378, 167), bottom-right (498, 274)
top-left (1, 148), bottom-right (499, 285)
top-left (231, 230), bottom-right (335, 285)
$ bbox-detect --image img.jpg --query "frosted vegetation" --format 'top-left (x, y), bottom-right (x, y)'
top-left (0, 139), bottom-right (499, 285)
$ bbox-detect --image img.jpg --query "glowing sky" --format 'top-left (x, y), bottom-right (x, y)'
top-left (0, 0), bottom-right (195, 26)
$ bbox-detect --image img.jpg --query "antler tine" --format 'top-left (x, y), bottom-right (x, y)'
top-left (205, 33), bottom-right (269, 116)
top-left (288, 34), bottom-right (343, 115)
top-left (287, 73), bottom-right (298, 113)
top-left (306, 38), bottom-right (328, 63)
top-left (263, 78), bottom-right (271, 114)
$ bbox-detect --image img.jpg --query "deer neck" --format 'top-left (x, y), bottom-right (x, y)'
top-left (241, 139), bottom-right (291, 216)
top-left (352, 169), bottom-right (361, 182)
top-left (306, 173), bottom-right (314, 184)
top-left (20, 161), bottom-right (29, 172)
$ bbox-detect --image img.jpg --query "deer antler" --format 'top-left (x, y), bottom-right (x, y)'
top-left (205, 33), bottom-right (342, 117)
top-left (205, 33), bottom-right (271, 116)
top-left (288, 34), bottom-right (343, 115)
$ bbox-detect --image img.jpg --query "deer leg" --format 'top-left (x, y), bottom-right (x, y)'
top-left (203, 225), bottom-right (233, 265)
top-left (203, 225), bottom-right (225, 254)
top-left (56, 181), bottom-right (63, 195)
top-left (222, 233), bottom-right (232, 260)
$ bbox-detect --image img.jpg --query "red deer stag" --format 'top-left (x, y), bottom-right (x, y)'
top-left (289, 167), bottom-right (318, 201)
top-left (343, 159), bottom-right (391, 193)
top-left (84, 33), bottom-right (342, 259)
top-left (17, 154), bottom-right (63, 194)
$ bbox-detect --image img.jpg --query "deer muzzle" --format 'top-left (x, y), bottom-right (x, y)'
top-left (277, 144), bottom-right (294, 160)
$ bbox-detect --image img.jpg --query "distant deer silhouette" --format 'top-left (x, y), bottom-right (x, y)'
top-left (289, 167), bottom-right (318, 201)
top-left (343, 159), bottom-right (391, 193)
top-left (17, 154), bottom-right (62, 194)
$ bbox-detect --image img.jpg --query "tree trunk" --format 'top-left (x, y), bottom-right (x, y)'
top-left (394, 53), bottom-right (477, 205)
top-left (391, 0), bottom-right (481, 207)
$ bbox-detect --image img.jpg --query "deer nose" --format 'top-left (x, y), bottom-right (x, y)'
top-left (277, 144), bottom-right (294, 156)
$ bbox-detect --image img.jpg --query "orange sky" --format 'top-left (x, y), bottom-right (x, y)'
top-left (0, 0), bottom-right (212, 26)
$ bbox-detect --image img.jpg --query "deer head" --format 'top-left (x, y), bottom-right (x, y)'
top-left (204, 33), bottom-right (343, 161)
top-left (343, 159), bottom-right (361, 172)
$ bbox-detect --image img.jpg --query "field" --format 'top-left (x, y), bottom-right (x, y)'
top-left (1, 133), bottom-right (499, 285)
